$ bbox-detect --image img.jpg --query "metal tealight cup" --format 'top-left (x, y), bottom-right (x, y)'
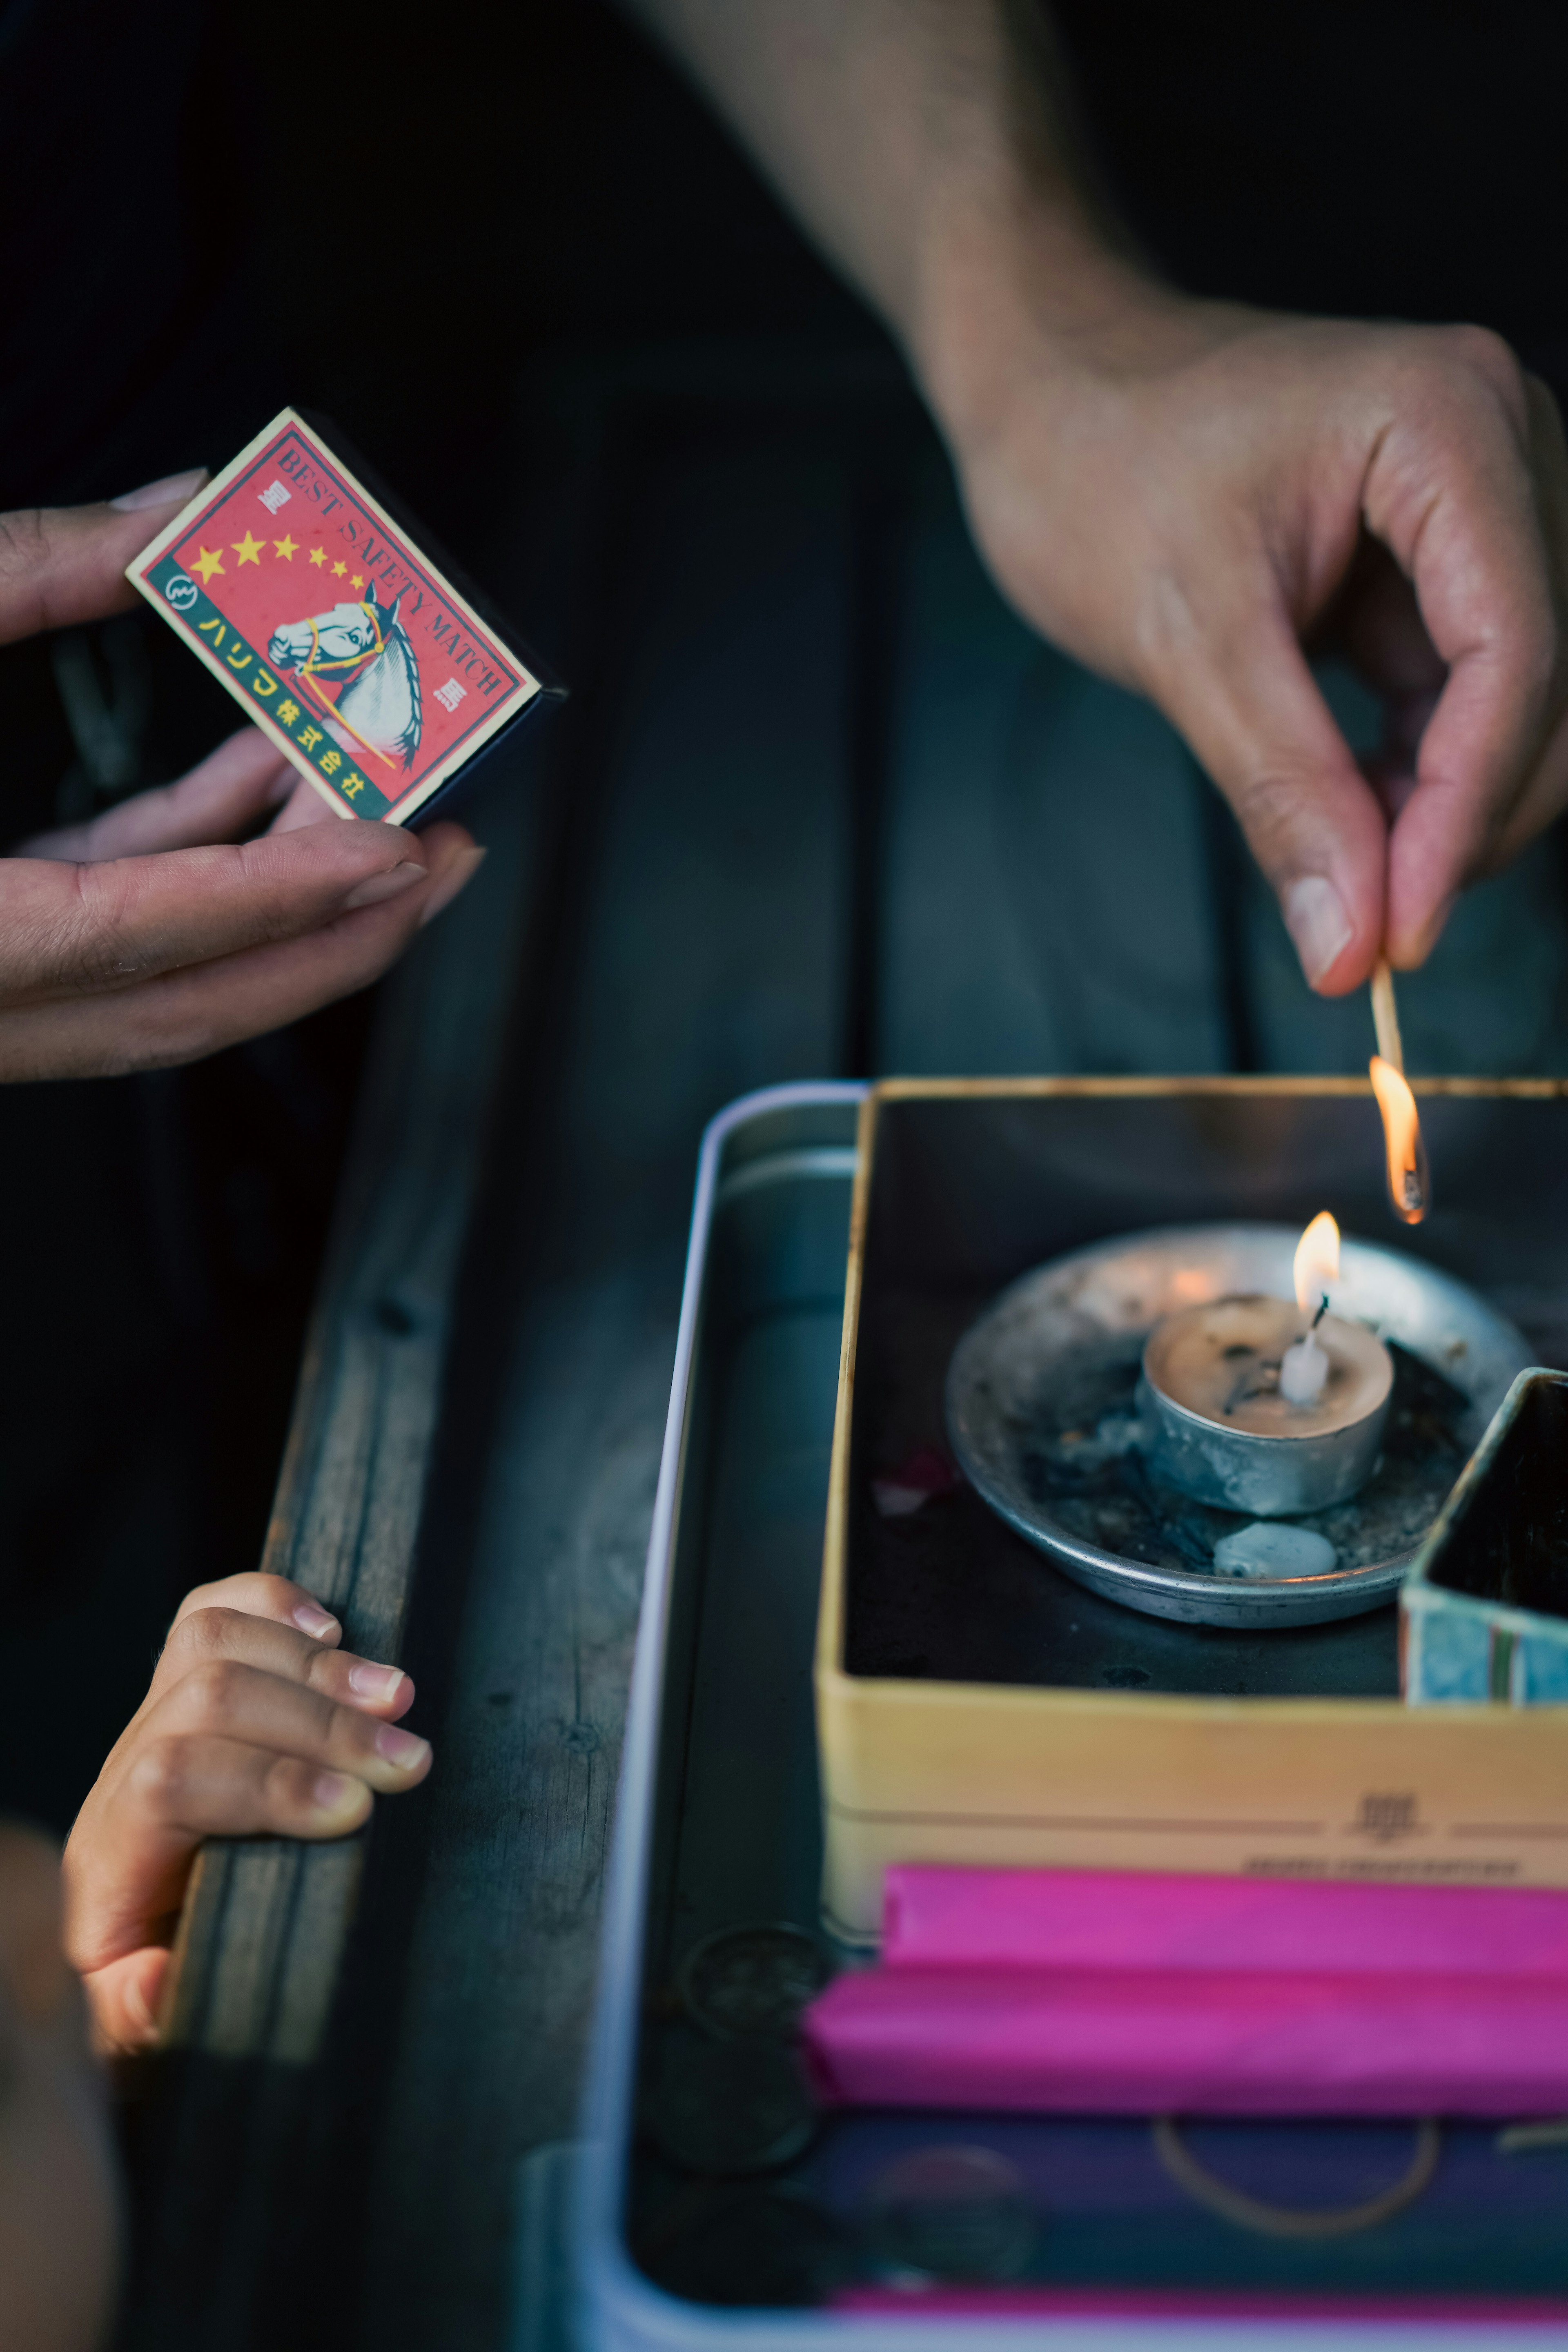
top-left (1138, 1317), bottom-right (1392, 1518)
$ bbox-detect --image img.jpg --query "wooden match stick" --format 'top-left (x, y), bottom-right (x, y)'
top-left (1370, 956), bottom-right (1404, 1074)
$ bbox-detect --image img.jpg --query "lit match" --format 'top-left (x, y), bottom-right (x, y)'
top-left (1368, 957), bottom-right (1429, 1223)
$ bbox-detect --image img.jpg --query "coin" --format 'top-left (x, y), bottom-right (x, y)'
top-left (676, 1923), bottom-right (830, 2042)
top-left (865, 2144), bottom-right (1040, 2283)
top-left (645, 2022), bottom-right (819, 2177)
top-left (637, 2182), bottom-right (853, 2307)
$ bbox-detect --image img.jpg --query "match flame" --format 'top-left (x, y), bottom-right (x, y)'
top-left (1370, 1054), bottom-right (1430, 1225)
top-left (1293, 1211), bottom-right (1341, 1312)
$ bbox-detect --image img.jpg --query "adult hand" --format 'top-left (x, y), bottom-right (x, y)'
top-left (0, 1824), bottom-right (120, 2352)
top-left (924, 261), bottom-right (1568, 992)
top-left (0, 479), bottom-right (483, 1077)
top-left (63, 1573), bottom-right (431, 2054)
top-left (629, 0), bottom-right (1568, 994)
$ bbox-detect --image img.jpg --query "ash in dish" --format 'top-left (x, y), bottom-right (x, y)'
top-left (1018, 1340), bottom-right (1468, 1579)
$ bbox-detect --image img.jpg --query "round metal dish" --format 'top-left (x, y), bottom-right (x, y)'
top-left (944, 1223), bottom-right (1531, 1629)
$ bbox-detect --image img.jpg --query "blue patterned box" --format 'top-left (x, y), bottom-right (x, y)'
top-left (1404, 1368), bottom-right (1568, 1706)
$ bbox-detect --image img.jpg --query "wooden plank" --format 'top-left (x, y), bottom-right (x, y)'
top-left (117, 771), bottom-right (546, 2352)
top-left (125, 349), bottom-right (911, 2350)
top-left (151, 777), bottom-right (539, 2074)
top-left (352, 399), bottom-right (866, 2349)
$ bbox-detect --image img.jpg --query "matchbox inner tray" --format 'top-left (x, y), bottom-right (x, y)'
top-left (818, 1080), bottom-right (1568, 1944)
top-left (573, 1085), bottom-right (1568, 2348)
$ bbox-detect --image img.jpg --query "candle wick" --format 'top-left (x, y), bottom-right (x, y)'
top-left (1310, 1294), bottom-right (1330, 1333)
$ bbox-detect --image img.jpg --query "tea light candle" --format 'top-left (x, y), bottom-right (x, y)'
top-left (1145, 1293), bottom-right (1391, 1442)
top-left (1138, 1214), bottom-right (1394, 1519)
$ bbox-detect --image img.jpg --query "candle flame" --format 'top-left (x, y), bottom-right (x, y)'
top-left (1369, 1054), bottom-right (1430, 1225)
top-left (1293, 1211), bottom-right (1341, 1312)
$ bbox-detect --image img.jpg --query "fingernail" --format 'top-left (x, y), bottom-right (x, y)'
top-left (110, 467), bottom-right (209, 513)
top-left (419, 844), bottom-right (487, 927)
top-left (349, 1661), bottom-right (407, 1704)
top-left (293, 1601), bottom-right (339, 1640)
top-left (375, 1724), bottom-right (431, 1771)
top-left (341, 861), bottom-right (425, 912)
top-left (1282, 875), bottom-right (1353, 987)
top-left (313, 1771), bottom-right (359, 1813)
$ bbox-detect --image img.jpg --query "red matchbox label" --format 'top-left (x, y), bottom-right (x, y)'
top-left (126, 410), bottom-right (540, 824)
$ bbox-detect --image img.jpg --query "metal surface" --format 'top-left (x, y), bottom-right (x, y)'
top-left (1138, 1363), bottom-right (1390, 1521)
top-left (572, 1091), bottom-right (1568, 2350)
top-left (575, 1083), bottom-right (872, 2352)
top-left (946, 1223), bottom-right (1532, 1630)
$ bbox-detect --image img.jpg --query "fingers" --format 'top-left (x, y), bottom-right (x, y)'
top-left (1367, 349), bottom-right (1568, 964)
top-left (1156, 338), bottom-right (1568, 984)
top-left (149, 1606), bottom-right (414, 1722)
top-left (1328, 535), bottom-right (1448, 712)
top-left (1151, 582), bottom-right (1389, 994)
top-left (67, 1733), bottom-right (379, 1979)
top-left (170, 1571), bottom-right (341, 1644)
top-left (0, 474), bottom-right (206, 646)
top-left (65, 1663), bottom-right (430, 1980)
top-left (19, 728), bottom-right (294, 861)
top-left (1475, 708), bottom-right (1568, 876)
top-left (0, 816), bottom-right (445, 1011)
top-left (79, 1947), bottom-right (169, 2057)
top-left (63, 1565), bottom-right (430, 2002)
top-left (0, 823), bottom-right (480, 1078)
top-left (957, 301), bottom-right (1568, 984)
top-left (141, 1659), bottom-right (428, 1780)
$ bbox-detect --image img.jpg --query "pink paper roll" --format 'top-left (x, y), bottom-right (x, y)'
top-left (882, 1865), bottom-right (1568, 1978)
top-left (803, 1963), bottom-right (1568, 2116)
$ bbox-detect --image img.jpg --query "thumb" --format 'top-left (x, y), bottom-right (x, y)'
top-left (80, 1948), bottom-right (169, 2055)
top-left (1163, 612), bottom-right (1388, 995)
top-left (0, 469), bottom-right (208, 648)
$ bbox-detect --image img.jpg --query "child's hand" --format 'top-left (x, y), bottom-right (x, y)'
top-left (62, 1574), bottom-right (431, 2054)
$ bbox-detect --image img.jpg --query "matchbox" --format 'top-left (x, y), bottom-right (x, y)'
top-left (126, 409), bottom-right (563, 826)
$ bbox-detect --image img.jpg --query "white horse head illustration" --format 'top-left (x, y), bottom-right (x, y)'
top-left (267, 581), bottom-right (422, 770)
